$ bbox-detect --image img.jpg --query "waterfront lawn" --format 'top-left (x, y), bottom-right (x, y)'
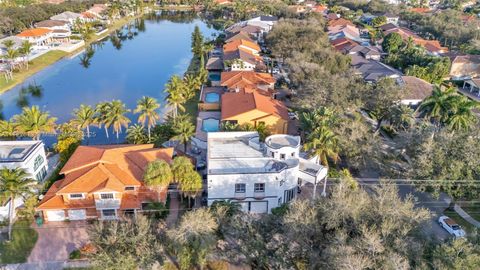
top-left (0, 220), bottom-right (38, 264)
top-left (0, 50), bottom-right (67, 93)
top-left (185, 91), bottom-right (201, 124)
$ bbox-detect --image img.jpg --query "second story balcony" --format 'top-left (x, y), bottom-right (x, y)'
top-left (95, 199), bottom-right (121, 209)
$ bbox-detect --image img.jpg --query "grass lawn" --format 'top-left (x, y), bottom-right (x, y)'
top-left (0, 14), bottom-right (143, 94)
top-left (444, 209), bottom-right (476, 234)
top-left (184, 91), bottom-right (201, 124)
top-left (0, 220), bottom-right (38, 264)
top-left (456, 202), bottom-right (480, 222)
top-left (0, 50), bottom-right (67, 93)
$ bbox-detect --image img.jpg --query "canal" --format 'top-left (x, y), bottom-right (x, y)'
top-left (0, 12), bottom-right (218, 146)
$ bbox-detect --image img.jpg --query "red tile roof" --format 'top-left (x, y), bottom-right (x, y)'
top-left (221, 90), bottom-right (289, 120)
top-left (16, 28), bottom-right (52, 37)
top-left (220, 71), bottom-right (275, 90)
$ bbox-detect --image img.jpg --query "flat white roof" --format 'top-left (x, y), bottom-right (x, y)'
top-left (0, 141), bottom-right (42, 162)
top-left (207, 132), bottom-right (296, 174)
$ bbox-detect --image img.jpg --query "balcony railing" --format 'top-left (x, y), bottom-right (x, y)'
top-left (95, 199), bottom-right (121, 209)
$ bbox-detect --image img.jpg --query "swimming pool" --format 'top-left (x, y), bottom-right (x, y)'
top-left (202, 118), bottom-right (220, 132)
top-left (209, 73), bottom-right (221, 81)
top-left (205, 92), bottom-right (220, 103)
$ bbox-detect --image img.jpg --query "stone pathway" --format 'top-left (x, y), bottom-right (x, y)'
top-left (453, 204), bottom-right (480, 228)
top-left (166, 192), bottom-right (180, 227)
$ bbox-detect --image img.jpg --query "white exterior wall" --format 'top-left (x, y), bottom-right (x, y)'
top-left (207, 167), bottom-right (298, 213)
top-left (230, 60), bottom-right (255, 71)
top-left (0, 197), bottom-right (24, 221)
top-left (400, 99), bottom-right (422, 106)
top-left (0, 142), bottom-right (48, 182)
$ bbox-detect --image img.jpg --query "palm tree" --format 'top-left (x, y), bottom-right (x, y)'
top-left (95, 102), bottom-right (112, 139)
top-left (179, 169), bottom-right (202, 207)
top-left (304, 126), bottom-right (340, 167)
top-left (134, 96), bottom-right (160, 140)
top-left (107, 100), bottom-right (131, 139)
top-left (72, 104), bottom-right (96, 138)
top-left (0, 120), bottom-right (15, 138)
top-left (446, 98), bottom-right (479, 132)
top-left (165, 75), bottom-right (187, 119)
top-left (12, 106), bottom-right (57, 140)
top-left (419, 86), bottom-right (459, 127)
top-left (388, 104), bottom-right (415, 132)
top-left (143, 160), bottom-right (173, 201)
top-left (299, 107), bottom-right (336, 139)
top-left (0, 168), bottom-right (35, 241)
top-left (183, 74), bottom-right (200, 99)
top-left (125, 124), bottom-right (147, 144)
top-left (173, 117), bottom-right (195, 153)
top-left (18, 40), bottom-right (32, 70)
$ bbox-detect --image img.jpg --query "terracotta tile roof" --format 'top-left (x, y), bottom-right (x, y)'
top-left (223, 49), bottom-right (262, 65)
top-left (16, 28), bottom-right (52, 37)
top-left (409, 7), bottom-right (431, 13)
top-left (37, 145), bottom-right (174, 210)
top-left (221, 90), bottom-right (289, 120)
top-left (223, 39), bottom-right (261, 53)
top-left (328, 18), bottom-right (354, 28)
top-left (220, 71), bottom-right (275, 89)
top-left (120, 193), bottom-right (141, 209)
top-left (81, 12), bottom-right (95, 19)
top-left (312, 5), bottom-right (328, 12)
top-left (225, 31), bottom-right (254, 43)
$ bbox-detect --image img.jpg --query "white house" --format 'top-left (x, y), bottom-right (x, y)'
top-left (50, 11), bottom-right (83, 26)
top-left (207, 132), bottom-right (327, 213)
top-left (246, 15), bottom-right (278, 33)
top-left (0, 140), bottom-right (48, 221)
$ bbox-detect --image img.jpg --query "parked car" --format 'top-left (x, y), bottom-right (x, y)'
top-left (288, 112), bottom-right (298, 120)
top-left (438, 215), bottom-right (466, 238)
top-left (272, 68), bottom-right (280, 74)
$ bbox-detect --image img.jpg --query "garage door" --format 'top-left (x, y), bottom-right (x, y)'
top-left (46, 210), bottom-right (66, 221)
top-left (249, 201), bottom-right (268, 213)
top-left (68, 209), bottom-right (86, 220)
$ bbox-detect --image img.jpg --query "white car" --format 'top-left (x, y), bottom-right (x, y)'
top-left (438, 215), bottom-right (466, 238)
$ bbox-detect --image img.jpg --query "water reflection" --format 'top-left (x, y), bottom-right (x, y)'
top-left (0, 11), bottom-right (218, 146)
top-left (16, 83), bottom-right (44, 108)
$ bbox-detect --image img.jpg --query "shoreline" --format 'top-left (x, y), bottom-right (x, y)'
top-left (0, 14), bottom-right (144, 94)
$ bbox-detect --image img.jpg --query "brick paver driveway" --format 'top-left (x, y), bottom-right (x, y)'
top-left (28, 221), bottom-right (90, 263)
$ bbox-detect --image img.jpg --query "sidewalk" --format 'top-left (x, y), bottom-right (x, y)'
top-left (453, 204), bottom-right (480, 228)
top-left (166, 192), bottom-right (179, 227)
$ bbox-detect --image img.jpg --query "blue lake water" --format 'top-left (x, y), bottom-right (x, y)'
top-left (0, 13), bottom-right (218, 146)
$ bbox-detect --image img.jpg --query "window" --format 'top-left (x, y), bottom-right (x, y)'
top-left (124, 186), bottom-right (135, 191)
top-left (278, 197), bottom-right (282, 205)
top-left (271, 151), bottom-right (275, 158)
top-left (291, 152), bottom-right (295, 157)
top-left (102, 209), bottom-right (116, 217)
top-left (235, 183), bottom-right (246, 193)
top-left (35, 166), bottom-right (47, 181)
top-left (69, 193), bottom-right (84, 199)
top-left (284, 187), bottom-right (296, 203)
top-left (33, 155), bottom-right (44, 171)
top-left (100, 193), bottom-right (114, 200)
top-left (254, 183), bottom-right (265, 193)
top-left (280, 153), bottom-right (285, 160)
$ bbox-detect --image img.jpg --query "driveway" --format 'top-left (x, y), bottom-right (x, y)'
top-left (28, 221), bottom-right (90, 263)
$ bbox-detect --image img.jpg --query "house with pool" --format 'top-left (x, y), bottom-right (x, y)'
top-left (206, 132), bottom-right (327, 213)
top-left (221, 89), bottom-right (289, 134)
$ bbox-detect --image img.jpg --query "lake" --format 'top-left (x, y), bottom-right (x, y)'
top-left (0, 12), bottom-right (218, 146)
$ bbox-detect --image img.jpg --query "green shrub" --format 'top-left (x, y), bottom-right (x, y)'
top-left (69, 249), bottom-right (82, 260)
